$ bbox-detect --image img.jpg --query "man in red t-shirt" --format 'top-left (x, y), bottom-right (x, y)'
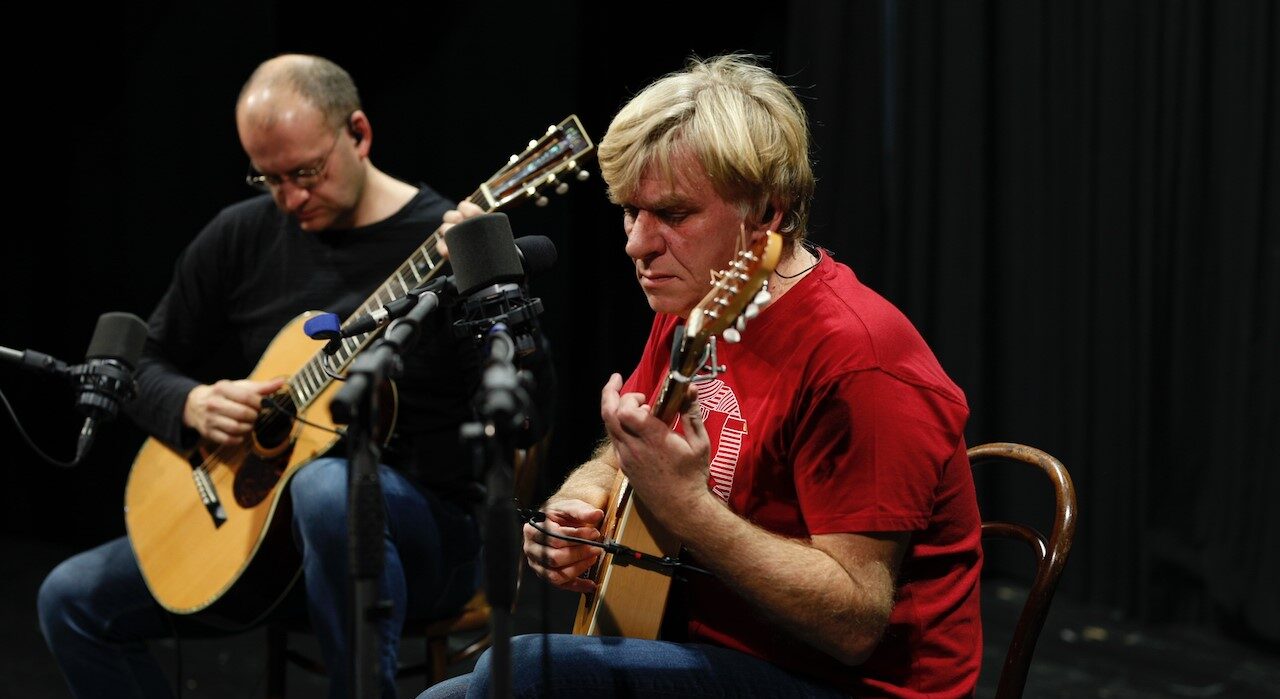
top-left (424, 54), bottom-right (982, 699)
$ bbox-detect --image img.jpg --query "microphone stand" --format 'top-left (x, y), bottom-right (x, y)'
top-left (461, 322), bottom-right (534, 699)
top-left (329, 291), bottom-right (441, 699)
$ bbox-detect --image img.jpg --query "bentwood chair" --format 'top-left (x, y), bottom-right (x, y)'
top-left (969, 441), bottom-right (1078, 699)
top-left (265, 435), bottom-right (549, 697)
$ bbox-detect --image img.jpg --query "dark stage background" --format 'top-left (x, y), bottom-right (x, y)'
top-left (2, 0), bottom-right (1276, 685)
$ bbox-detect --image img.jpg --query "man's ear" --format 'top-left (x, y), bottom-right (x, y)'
top-left (755, 198), bottom-right (786, 235)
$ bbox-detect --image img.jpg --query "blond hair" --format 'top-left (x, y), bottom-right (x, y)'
top-left (597, 54), bottom-right (814, 242)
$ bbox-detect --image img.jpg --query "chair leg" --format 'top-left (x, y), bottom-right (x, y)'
top-left (427, 635), bottom-right (448, 687)
top-left (266, 625), bottom-right (288, 699)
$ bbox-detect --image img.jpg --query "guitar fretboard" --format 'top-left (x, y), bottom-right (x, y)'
top-left (281, 192), bottom-right (494, 414)
top-left (278, 114), bottom-right (593, 415)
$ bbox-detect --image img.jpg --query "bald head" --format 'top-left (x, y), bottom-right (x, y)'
top-left (237, 54), bottom-right (361, 131)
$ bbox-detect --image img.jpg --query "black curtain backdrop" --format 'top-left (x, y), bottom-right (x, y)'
top-left (1, 0), bottom-right (1275, 654)
top-left (788, 0), bottom-right (1279, 643)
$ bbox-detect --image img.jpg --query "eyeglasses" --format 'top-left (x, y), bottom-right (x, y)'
top-left (244, 131), bottom-right (341, 192)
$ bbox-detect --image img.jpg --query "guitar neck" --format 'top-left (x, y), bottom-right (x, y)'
top-left (282, 191), bottom-right (486, 414)
top-left (281, 115), bottom-right (594, 416)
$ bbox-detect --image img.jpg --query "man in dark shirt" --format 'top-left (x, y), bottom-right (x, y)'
top-left (38, 54), bottom-right (482, 699)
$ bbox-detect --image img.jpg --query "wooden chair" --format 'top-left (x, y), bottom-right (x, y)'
top-left (969, 441), bottom-right (1078, 699)
top-left (265, 435), bottom-right (549, 697)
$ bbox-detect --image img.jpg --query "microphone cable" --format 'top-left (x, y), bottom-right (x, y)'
top-left (517, 505), bottom-right (712, 579)
top-left (0, 387), bottom-right (80, 468)
top-left (261, 394), bottom-right (344, 436)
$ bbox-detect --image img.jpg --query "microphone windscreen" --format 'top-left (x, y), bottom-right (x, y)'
top-left (445, 213), bottom-right (523, 297)
top-left (515, 235), bottom-right (557, 275)
top-left (85, 312), bottom-right (149, 367)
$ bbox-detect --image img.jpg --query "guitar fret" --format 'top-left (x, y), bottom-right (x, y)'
top-left (407, 261), bottom-right (423, 283)
top-left (419, 247), bottom-right (436, 270)
top-left (296, 371), bottom-right (313, 399)
top-left (395, 271), bottom-right (409, 293)
top-left (307, 363), bottom-right (325, 392)
top-left (305, 366), bottom-right (321, 396)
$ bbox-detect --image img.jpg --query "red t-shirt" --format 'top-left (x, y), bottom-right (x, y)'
top-left (622, 253), bottom-right (983, 697)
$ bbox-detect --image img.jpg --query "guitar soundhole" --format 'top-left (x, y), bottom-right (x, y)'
top-left (255, 391), bottom-right (296, 450)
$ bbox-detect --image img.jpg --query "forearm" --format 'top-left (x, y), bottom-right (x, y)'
top-left (126, 353), bottom-right (200, 449)
top-left (674, 495), bottom-right (896, 665)
top-left (548, 439), bottom-right (620, 510)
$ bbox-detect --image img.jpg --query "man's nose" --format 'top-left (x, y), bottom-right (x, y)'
top-left (625, 211), bottom-right (665, 260)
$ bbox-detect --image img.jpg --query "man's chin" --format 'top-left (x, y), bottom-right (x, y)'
top-left (644, 295), bottom-right (692, 319)
top-left (296, 215), bottom-right (327, 231)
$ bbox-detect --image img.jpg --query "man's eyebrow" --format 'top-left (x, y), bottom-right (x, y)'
top-left (625, 195), bottom-right (693, 211)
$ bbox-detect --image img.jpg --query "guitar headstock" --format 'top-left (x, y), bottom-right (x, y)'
top-left (478, 114), bottom-right (595, 211)
top-left (685, 231), bottom-right (784, 346)
top-left (654, 231), bottom-right (784, 420)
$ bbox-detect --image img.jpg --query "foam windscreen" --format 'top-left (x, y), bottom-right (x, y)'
top-left (444, 213), bottom-right (524, 297)
top-left (85, 312), bottom-right (149, 367)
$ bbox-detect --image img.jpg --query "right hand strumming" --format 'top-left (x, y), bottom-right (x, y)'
top-left (183, 377), bottom-right (286, 445)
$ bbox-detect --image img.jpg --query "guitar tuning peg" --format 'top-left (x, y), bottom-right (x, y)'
top-left (535, 196), bottom-right (550, 207)
top-left (744, 303), bottom-right (760, 320)
top-left (546, 124), bottom-right (558, 135)
top-left (754, 289), bottom-right (772, 306)
top-left (576, 169), bottom-right (590, 182)
top-left (555, 182), bottom-right (569, 195)
top-left (509, 154), bottom-right (519, 164)
top-left (735, 315), bottom-right (747, 331)
top-left (527, 139), bottom-right (538, 150)
top-left (723, 327), bottom-right (741, 344)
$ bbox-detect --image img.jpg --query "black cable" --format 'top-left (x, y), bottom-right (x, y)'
top-left (774, 241), bottom-right (824, 279)
top-left (518, 509), bottom-right (712, 579)
top-left (0, 387), bottom-right (81, 468)
top-left (319, 350), bottom-right (346, 382)
top-left (262, 395), bottom-right (343, 436)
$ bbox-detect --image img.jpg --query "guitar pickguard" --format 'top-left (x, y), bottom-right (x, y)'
top-left (233, 447), bottom-right (293, 508)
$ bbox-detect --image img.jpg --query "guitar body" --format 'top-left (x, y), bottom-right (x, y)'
top-left (573, 471), bottom-right (680, 637)
top-left (123, 312), bottom-right (393, 629)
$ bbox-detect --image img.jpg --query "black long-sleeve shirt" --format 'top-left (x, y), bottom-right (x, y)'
top-left (125, 186), bottom-right (482, 494)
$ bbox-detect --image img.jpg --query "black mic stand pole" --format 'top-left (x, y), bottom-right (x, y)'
top-left (330, 291), bottom-right (441, 699)
top-left (461, 322), bottom-right (532, 699)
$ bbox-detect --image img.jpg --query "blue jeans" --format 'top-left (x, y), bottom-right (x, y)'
top-left (419, 634), bottom-right (849, 698)
top-left (37, 457), bottom-right (480, 699)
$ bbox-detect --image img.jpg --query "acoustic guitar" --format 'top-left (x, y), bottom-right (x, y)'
top-left (124, 116), bottom-right (594, 629)
top-left (573, 231), bottom-right (783, 638)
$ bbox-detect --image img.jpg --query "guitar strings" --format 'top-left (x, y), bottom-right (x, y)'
top-left (190, 193), bottom-right (483, 480)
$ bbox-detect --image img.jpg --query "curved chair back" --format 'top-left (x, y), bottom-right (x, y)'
top-left (969, 442), bottom-right (1077, 699)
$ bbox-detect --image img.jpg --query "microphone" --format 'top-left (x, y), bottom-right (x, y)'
top-left (305, 233), bottom-right (558, 343)
top-left (445, 214), bottom-right (555, 352)
top-left (72, 312), bottom-right (148, 460)
top-left (446, 213), bottom-right (557, 446)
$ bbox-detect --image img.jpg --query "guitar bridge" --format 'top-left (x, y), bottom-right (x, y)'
top-left (190, 466), bottom-right (227, 528)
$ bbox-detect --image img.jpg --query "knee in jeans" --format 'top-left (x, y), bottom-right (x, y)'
top-left (37, 560), bottom-right (83, 641)
top-left (290, 459), bottom-right (349, 542)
